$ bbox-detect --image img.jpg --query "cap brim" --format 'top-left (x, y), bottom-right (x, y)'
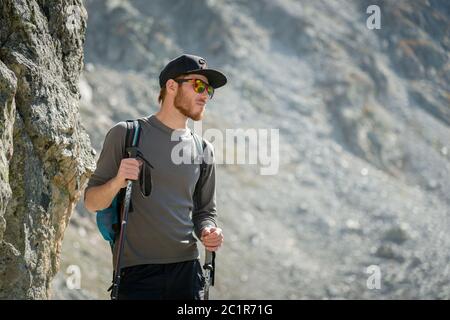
top-left (184, 69), bottom-right (227, 89)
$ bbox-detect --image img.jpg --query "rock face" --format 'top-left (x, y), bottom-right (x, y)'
top-left (0, 1), bottom-right (95, 299)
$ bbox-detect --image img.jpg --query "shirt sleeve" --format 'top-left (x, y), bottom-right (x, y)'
top-left (83, 121), bottom-right (127, 201)
top-left (192, 140), bottom-right (218, 239)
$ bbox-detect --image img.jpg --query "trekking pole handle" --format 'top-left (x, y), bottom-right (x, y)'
top-left (126, 146), bottom-right (138, 158)
top-left (205, 250), bottom-right (213, 267)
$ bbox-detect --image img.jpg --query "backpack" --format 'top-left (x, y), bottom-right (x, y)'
top-left (95, 120), bottom-right (142, 248)
top-left (95, 119), bottom-right (207, 248)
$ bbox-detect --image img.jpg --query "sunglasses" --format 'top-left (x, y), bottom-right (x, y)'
top-left (175, 78), bottom-right (214, 99)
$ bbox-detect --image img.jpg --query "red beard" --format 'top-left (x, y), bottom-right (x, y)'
top-left (174, 91), bottom-right (204, 121)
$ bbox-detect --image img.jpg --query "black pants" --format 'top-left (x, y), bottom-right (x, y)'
top-left (114, 259), bottom-right (205, 300)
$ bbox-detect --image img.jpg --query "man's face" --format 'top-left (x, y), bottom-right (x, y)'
top-left (173, 74), bottom-right (210, 121)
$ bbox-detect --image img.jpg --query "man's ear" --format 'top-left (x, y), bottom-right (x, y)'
top-left (166, 79), bottom-right (178, 94)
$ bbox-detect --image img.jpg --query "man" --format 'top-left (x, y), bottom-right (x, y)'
top-left (84, 54), bottom-right (226, 300)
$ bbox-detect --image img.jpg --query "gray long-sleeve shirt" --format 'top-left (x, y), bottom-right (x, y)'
top-left (84, 115), bottom-right (217, 267)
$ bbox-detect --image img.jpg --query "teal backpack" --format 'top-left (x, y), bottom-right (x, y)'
top-left (96, 120), bottom-right (149, 248)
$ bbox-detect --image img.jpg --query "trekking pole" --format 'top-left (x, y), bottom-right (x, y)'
top-left (203, 249), bottom-right (215, 300)
top-left (111, 147), bottom-right (138, 300)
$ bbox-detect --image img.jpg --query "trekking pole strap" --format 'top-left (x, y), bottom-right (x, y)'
top-left (211, 251), bottom-right (215, 286)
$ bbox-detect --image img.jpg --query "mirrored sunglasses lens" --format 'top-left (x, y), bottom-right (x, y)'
top-left (192, 80), bottom-right (204, 93)
top-left (207, 86), bottom-right (214, 97)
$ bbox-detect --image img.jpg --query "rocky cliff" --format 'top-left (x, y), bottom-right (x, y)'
top-left (0, 0), bottom-right (95, 299)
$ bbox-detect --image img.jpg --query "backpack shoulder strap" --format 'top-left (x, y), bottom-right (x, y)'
top-left (192, 132), bottom-right (206, 169)
top-left (117, 120), bottom-right (141, 215)
top-left (124, 120), bottom-right (141, 154)
top-left (192, 132), bottom-right (207, 210)
top-left (200, 139), bottom-right (207, 173)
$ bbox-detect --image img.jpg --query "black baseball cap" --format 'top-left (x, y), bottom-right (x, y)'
top-left (159, 54), bottom-right (227, 89)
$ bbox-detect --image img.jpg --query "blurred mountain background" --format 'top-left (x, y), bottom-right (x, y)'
top-left (51, 0), bottom-right (449, 299)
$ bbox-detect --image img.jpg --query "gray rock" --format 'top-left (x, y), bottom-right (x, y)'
top-left (374, 244), bottom-right (405, 262)
top-left (0, 0), bottom-right (95, 299)
top-left (382, 224), bottom-right (410, 245)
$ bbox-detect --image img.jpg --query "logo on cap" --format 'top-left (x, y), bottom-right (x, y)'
top-left (198, 58), bottom-right (207, 69)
